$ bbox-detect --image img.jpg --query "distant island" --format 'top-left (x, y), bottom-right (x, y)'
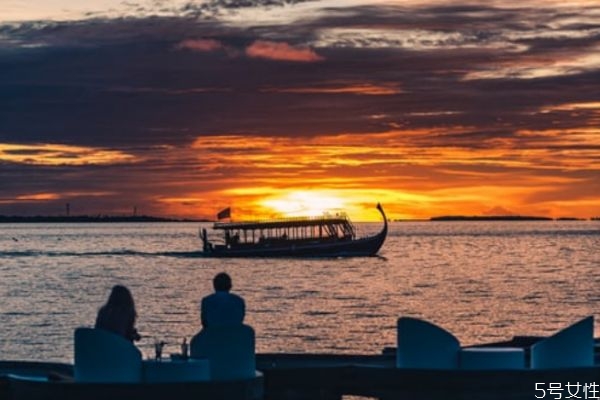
top-left (430, 215), bottom-right (598, 221)
top-left (430, 215), bottom-right (553, 221)
top-left (0, 215), bottom-right (209, 223)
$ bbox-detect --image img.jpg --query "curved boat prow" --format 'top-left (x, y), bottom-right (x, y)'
top-left (376, 203), bottom-right (386, 221)
top-left (365, 203), bottom-right (387, 256)
top-left (376, 203), bottom-right (388, 234)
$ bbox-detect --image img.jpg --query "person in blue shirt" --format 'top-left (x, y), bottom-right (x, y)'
top-left (200, 272), bottom-right (245, 328)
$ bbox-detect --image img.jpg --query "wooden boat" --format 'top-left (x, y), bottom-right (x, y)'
top-left (200, 203), bottom-right (387, 257)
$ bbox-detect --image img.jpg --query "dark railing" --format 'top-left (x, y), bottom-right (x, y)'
top-left (213, 213), bottom-right (350, 230)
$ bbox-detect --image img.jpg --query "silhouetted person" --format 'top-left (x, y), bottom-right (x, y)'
top-left (201, 272), bottom-right (245, 328)
top-left (95, 285), bottom-right (141, 342)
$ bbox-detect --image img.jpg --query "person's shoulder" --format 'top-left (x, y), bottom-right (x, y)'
top-left (230, 292), bottom-right (245, 303)
top-left (201, 293), bottom-right (213, 302)
top-left (202, 292), bottom-right (220, 303)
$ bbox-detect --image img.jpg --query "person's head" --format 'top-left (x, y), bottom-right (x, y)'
top-left (213, 272), bottom-right (232, 292)
top-left (106, 285), bottom-right (135, 311)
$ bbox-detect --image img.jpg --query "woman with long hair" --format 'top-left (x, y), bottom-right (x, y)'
top-left (95, 285), bottom-right (141, 342)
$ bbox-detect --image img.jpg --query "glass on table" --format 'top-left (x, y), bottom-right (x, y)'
top-left (154, 340), bottom-right (166, 361)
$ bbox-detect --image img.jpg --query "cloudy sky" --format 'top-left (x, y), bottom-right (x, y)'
top-left (1, 0), bottom-right (599, 220)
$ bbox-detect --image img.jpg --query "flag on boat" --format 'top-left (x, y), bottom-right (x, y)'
top-left (217, 207), bottom-right (231, 220)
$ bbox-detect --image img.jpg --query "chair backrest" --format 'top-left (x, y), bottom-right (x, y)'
top-left (190, 324), bottom-right (255, 380)
top-left (530, 316), bottom-right (594, 369)
top-left (74, 327), bottom-right (142, 382)
top-left (396, 317), bottom-right (460, 369)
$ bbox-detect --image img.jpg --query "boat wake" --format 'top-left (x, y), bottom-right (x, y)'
top-left (0, 250), bottom-right (205, 258)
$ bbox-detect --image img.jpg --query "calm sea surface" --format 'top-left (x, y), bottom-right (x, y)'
top-left (1, 221), bottom-right (599, 363)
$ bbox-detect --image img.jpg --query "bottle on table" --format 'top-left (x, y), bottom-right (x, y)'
top-left (181, 337), bottom-right (188, 360)
top-left (154, 340), bottom-right (165, 361)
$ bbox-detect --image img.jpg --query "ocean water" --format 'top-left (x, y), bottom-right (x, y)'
top-left (0, 221), bottom-right (599, 363)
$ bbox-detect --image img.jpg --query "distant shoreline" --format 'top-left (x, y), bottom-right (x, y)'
top-left (429, 215), bottom-right (587, 221)
top-left (0, 215), bottom-right (210, 223)
top-left (392, 216), bottom-right (594, 221)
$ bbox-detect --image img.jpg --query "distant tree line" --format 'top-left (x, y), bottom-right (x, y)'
top-left (0, 215), bottom-right (208, 223)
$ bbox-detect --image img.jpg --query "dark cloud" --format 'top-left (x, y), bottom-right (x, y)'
top-left (1, 4), bottom-right (599, 145)
top-left (180, 0), bottom-right (317, 19)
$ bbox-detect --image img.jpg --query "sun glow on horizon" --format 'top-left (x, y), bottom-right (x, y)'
top-left (260, 191), bottom-right (347, 217)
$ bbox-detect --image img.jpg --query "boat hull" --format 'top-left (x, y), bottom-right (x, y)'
top-left (204, 232), bottom-right (386, 258)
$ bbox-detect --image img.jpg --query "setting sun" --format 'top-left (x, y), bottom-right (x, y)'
top-left (260, 191), bottom-right (347, 217)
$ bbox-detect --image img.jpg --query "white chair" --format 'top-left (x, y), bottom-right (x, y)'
top-left (190, 324), bottom-right (256, 380)
top-left (74, 327), bottom-right (142, 382)
top-left (530, 316), bottom-right (594, 369)
top-left (396, 317), bottom-right (460, 369)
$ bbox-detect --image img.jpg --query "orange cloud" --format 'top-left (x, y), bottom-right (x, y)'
top-left (175, 39), bottom-right (223, 52)
top-left (245, 40), bottom-right (323, 62)
top-left (262, 83), bottom-right (401, 95)
top-left (181, 128), bottom-right (600, 220)
top-left (16, 193), bottom-right (60, 201)
top-left (0, 143), bottom-right (138, 166)
top-left (4, 128), bottom-right (598, 220)
top-left (539, 102), bottom-right (600, 114)
top-left (190, 127), bottom-right (600, 172)
top-left (0, 193), bottom-right (61, 204)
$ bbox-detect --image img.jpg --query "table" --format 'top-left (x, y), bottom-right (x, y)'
top-left (460, 347), bottom-right (525, 370)
top-left (142, 358), bottom-right (210, 382)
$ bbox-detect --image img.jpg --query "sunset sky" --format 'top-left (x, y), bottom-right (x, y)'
top-left (1, 0), bottom-right (599, 220)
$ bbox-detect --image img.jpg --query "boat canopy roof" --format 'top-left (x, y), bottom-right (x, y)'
top-left (213, 215), bottom-right (351, 231)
